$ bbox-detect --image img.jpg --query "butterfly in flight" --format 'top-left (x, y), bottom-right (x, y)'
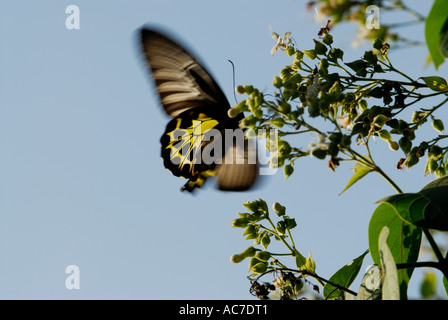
top-left (139, 27), bottom-right (258, 192)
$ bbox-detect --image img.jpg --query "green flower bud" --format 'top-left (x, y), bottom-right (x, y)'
top-left (284, 164), bottom-right (294, 180)
top-left (255, 251), bottom-right (271, 262)
top-left (378, 129), bottom-right (392, 142)
top-left (280, 68), bottom-right (291, 80)
top-left (323, 33), bottom-right (333, 45)
top-left (241, 115), bottom-right (257, 128)
top-left (231, 217), bottom-right (249, 228)
top-left (318, 58), bottom-right (329, 75)
top-left (250, 261), bottom-right (268, 274)
top-left (328, 81), bottom-right (341, 96)
top-left (235, 85), bottom-right (246, 94)
top-left (286, 45), bottom-right (295, 56)
top-left (273, 76), bottom-right (283, 88)
top-left (388, 140), bottom-right (399, 151)
top-left (272, 202), bottom-right (286, 216)
top-left (294, 50), bottom-right (304, 61)
top-left (243, 199), bottom-right (268, 214)
top-left (303, 49), bottom-right (317, 60)
top-left (290, 73), bottom-right (303, 85)
top-left (358, 99), bottom-right (368, 111)
top-left (228, 100), bottom-right (247, 118)
top-left (230, 254), bottom-right (244, 263)
top-left (285, 217), bottom-right (297, 229)
top-left (270, 117), bottom-right (285, 128)
top-left (278, 140), bottom-right (291, 155)
top-left (404, 154), bottom-right (419, 168)
top-left (243, 225), bottom-right (258, 240)
top-left (228, 107), bottom-right (240, 118)
top-left (278, 101), bottom-right (291, 114)
top-left (254, 95), bottom-right (263, 108)
top-left (240, 246), bottom-right (257, 258)
top-left (276, 223), bottom-right (285, 235)
top-left (253, 107), bottom-right (263, 119)
top-left (243, 85), bottom-right (254, 94)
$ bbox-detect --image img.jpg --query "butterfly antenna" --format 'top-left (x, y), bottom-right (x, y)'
top-left (228, 59), bottom-right (238, 104)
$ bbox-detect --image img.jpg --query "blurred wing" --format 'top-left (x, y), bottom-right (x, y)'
top-left (216, 139), bottom-right (258, 191)
top-left (140, 28), bottom-right (230, 118)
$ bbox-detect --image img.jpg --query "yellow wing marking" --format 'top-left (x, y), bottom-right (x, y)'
top-left (165, 117), bottom-right (219, 175)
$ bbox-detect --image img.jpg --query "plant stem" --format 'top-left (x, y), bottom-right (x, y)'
top-left (374, 166), bottom-right (403, 194)
top-left (264, 217), bottom-right (295, 254)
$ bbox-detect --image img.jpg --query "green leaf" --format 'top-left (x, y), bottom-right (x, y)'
top-left (376, 176), bottom-right (448, 231)
top-left (295, 249), bottom-right (307, 269)
top-left (339, 163), bottom-right (372, 195)
top-left (323, 250), bottom-right (368, 300)
top-left (420, 76), bottom-right (448, 92)
top-left (425, 0), bottom-right (448, 69)
top-left (304, 251), bottom-right (316, 274)
top-left (378, 227), bottom-right (400, 300)
top-left (356, 264), bottom-right (382, 300)
top-left (440, 19), bottom-right (448, 58)
top-left (368, 203), bottom-right (422, 299)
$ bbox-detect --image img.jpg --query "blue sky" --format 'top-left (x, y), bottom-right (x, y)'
top-left (0, 1), bottom-right (445, 299)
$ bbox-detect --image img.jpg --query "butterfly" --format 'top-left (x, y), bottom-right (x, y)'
top-left (139, 27), bottom-right (258, 192)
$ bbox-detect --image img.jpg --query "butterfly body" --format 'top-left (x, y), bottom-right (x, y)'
top-left (140, 27), bottom-right (257, 192)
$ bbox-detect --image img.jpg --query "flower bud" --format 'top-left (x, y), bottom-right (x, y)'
top-left (253, 107), bottom-right (263, 119)
top-left (230, 254), bottom-right (244, 263)
top-left (272, 202), bottom-right (286, 216)
top-left (243, 85), bottom-right (254, 94)
top-left (278, 101), bottom-right (291, 114)
top-left (388, 140), bottom-right (399, 151)
top-left (283, 164), bottom-right (294, 180)
top-left (378, 129), bottom-right (392, 142)
top-left (323, 33), bottom-right (333, 45)
top-left (358, 99), bottom-right (368, 111)
top-left (255, 251), bottom-right (271, 262)
top-left (240, 246), bottom-right (257, 258)
top-left (303, 49), bottom-right (316, 60)
top-left (286, 45), bottom-right (295, 56)
top-left (270, 117), bottom-right (285, 128)
top-left (228, 100), bottom-right (247, 118)
top-left (404, 154), bottom-right (419, 169)
top-left (235, 85), bottom-right (246, 94)
top-left (273, 76), bottom-right (283, 88)
top-left (231, 217), bottom-right (249, 228)
top-left (250, 261), bottom-right (268, 274)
